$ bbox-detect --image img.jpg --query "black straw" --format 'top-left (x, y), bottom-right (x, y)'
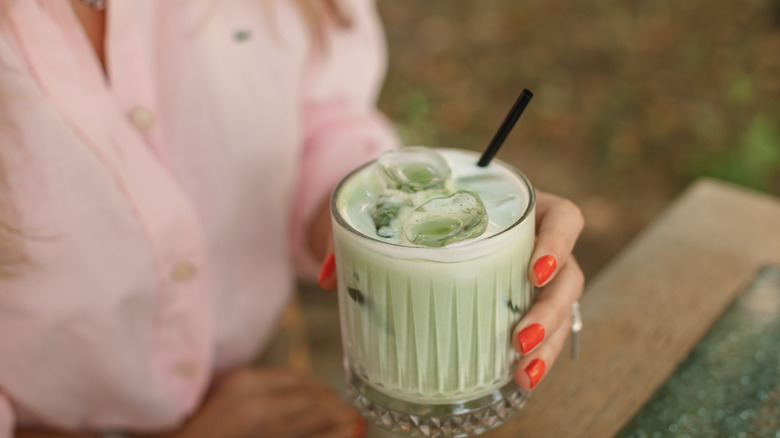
top-left (477, 89), bottom-right (534, 167)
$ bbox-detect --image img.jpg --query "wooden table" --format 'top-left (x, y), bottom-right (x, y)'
top-left (484, 178), bottom-right (780, 437)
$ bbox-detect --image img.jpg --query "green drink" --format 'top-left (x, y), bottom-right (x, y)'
top-left (331, 147), bottom-right (535, 436)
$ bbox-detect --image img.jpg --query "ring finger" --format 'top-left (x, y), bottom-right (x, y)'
top-left (512, 257), bottom-right (584, 356)
top-left (514, 310), bottom-right (572, 391)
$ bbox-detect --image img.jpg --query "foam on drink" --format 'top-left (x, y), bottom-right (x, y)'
top-left (339, 147), bottom-right (529, 248)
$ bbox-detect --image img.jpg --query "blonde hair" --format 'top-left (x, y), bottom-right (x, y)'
top-left (0, 0), bottom-right (351, 278)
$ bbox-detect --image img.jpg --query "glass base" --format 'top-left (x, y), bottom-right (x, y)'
top-left (346, 369), bottom-right (529, 437)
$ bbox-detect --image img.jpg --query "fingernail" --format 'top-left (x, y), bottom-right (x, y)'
top-left (317, 253), bottom-right (336, 288)
top-left (351, 413), bottom-right (367, 438)
top-left (533, 255), bottom-right (557, 285)
top-left (517, 323), bottom-right (545, 354)
top-left (525, 358), bottom-right (546, 389)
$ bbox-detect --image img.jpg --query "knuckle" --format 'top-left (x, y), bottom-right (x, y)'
top-left (533, 296), bottom-right (566, 333)
top-left (573, 263), bottom-right (585, 289)
top-left (553, 300), bottom-right (571, 329)
top-left (564, 199), bottom-right (585, 231)
top-left (566, 261), bottom-right (586, 300)
top-left (534, 305), bottom-right (557, 329)
top-left (560, 313), bottom-right (573, 334)
top-left (566, 256), bottom-right (584, 279)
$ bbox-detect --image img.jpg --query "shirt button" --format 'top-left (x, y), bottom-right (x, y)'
top-left (171, 261), bottom-right (198, 283)
top-left (173, 361), bottom-right (196, 378)
top-left (128, 106), bottom-right (153, 131)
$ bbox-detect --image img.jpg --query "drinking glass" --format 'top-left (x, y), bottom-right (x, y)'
top-left (330, 148), bottom-right (536, 437)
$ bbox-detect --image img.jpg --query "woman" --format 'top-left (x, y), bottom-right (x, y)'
top-left (0, 0), bottom-right (584, 437)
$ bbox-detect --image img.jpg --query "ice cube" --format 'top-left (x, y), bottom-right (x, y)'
top-left (403, 190), bottom-right (488, 247)
top-left (371, 192), bottom-right (413, 238)
top-left (377, 147), bottom-right (452, 192)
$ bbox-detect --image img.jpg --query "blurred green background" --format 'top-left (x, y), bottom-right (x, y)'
top-left (375, 0), bottom-right (780, 277)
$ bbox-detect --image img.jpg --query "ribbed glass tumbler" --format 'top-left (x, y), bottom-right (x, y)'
top-left (330, 152), bottom-right (536, 437)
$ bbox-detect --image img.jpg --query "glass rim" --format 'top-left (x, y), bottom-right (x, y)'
top-left (330, 148), bottom-right (536, 252)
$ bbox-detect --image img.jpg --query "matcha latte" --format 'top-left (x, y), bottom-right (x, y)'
top-left (331, 147), bottom-right (536, 437)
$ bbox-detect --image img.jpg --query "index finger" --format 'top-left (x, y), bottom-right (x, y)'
top-left (529, 191), bottom-right (584, 287)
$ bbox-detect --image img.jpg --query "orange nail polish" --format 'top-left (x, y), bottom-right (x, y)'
top-left (317, 253), bottom-right (336, 288)
top-left (533, 255), bottom-right (557, 285)
top-left (351, 413), bottom-right (367, 438)
top-left (525, 358), bottom-right (546, 389)
top-left (517, 323), bottom-right (545, 354)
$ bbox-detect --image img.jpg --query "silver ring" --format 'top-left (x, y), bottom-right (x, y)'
top-left (570, 301), bottom-right (582, 360)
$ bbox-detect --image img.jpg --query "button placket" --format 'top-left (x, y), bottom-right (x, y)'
top-left (128, 106), bottom-right (154, 131)
top-left (173, 361), bottom-right (196, 379)
top-left (171, 261), bottom-right (198, 283)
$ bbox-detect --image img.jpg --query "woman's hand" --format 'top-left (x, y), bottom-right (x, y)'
top-left (512, 191), bottom-right (585, 390)
top-left (159, 367), bottom-right (364, 438)
top-left (17, 368), bottom-right (365, 438)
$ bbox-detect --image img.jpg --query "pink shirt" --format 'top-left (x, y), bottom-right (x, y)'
top-left (0, 0), bottom-right (398, 435)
